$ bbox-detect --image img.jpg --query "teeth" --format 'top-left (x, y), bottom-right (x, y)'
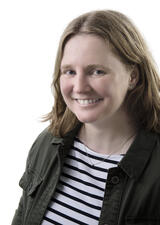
top-left (76, 99), bottom-right (101, 105)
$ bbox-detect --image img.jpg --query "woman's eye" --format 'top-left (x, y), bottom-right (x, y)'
top-left (64, 70), bottom-right (76, 75)
top-left (93, 70), bottom-right (105, 75)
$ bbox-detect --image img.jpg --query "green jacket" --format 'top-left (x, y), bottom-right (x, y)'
top-left (12, 125), bottom-right (160, 225)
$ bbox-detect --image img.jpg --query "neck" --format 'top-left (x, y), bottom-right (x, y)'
top-left (78, 112), bottom-right (137, 155)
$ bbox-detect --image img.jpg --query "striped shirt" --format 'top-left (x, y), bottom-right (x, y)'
top-left (41, 137), bottom-right (124, 225)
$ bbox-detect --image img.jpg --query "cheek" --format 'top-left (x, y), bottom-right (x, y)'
top-left (60, 77), bottom-right (72, 98)
top-left (94, 79), bottom-right (111, 96)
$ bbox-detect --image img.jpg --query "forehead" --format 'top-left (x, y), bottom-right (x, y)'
top-left (63, 34), bottom-right (109, 54)
top-left (61, 34), bottom-right (130, 72)
top-left (61, 34), bottom-right (116, 66)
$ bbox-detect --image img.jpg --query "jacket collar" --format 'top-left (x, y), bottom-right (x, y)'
top-left (51, 123), bottom-right (82, 160)
top-left (51, 136), bottom-right (64, 144)
top-left (119, 129), bottom-right (158, 180)
top-left (51, 125), bottom-right (158, 180)
top-left (51, 123), bottom-right (82, 145)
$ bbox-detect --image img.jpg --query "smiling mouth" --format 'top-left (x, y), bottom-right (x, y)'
top-left (75, 98), bottom-right (103, 105)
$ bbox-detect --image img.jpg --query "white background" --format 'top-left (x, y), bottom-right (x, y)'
top-left (1, 0), bottom-right (160, 224)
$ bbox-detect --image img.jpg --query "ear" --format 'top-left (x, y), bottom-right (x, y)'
top-left (128, 66), bottom-right (139, 90)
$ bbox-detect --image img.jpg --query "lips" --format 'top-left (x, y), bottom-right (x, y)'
top-left (75, 98), bottom-right (103, 105)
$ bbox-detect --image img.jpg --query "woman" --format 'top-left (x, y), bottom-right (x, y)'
top-left (12, 10), bottom-right (160, 225)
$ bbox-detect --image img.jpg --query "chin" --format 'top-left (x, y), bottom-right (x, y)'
top-left (76, 115), bottom-right (98, 124)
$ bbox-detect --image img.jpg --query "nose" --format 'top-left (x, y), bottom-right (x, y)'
top-left (73, 73), bottom-right (91, 93)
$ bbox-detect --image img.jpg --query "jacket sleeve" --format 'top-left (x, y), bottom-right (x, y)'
top-left (11, 127), bottom-right (50, 225)
top-left (11, 196), bottom-right (23, 225)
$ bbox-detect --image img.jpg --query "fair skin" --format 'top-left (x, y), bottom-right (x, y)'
top-left (60, 34), bottom-right (138, 155)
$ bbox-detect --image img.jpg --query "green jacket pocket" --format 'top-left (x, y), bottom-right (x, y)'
top-left (19, 167), bottom-right (43, 196)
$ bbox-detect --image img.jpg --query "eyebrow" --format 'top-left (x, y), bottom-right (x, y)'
top-left (60, 64), bottom-right (73, 70)
top-left (60, 64), bottom-right (110, 71)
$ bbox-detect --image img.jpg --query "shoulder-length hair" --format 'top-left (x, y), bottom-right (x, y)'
top-left (42, 10), bottom-right (160, 137)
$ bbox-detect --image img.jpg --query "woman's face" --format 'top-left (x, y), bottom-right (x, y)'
top-left (60, 34), bottom-right (133, 126)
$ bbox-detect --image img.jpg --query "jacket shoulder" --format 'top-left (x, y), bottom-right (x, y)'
top-left (25, 127), bottom-right (60, 172)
